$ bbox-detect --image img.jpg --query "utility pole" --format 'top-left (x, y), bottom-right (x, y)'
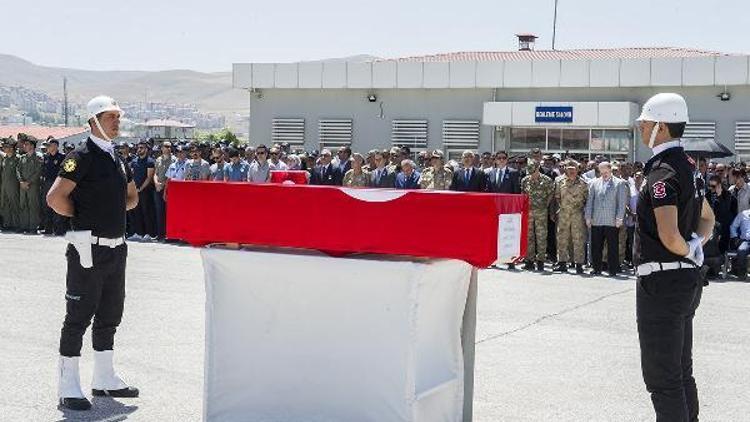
top-left (63, 76), bottom-right (69, 127)
top-left (552, 0), bottom-right (560, 50)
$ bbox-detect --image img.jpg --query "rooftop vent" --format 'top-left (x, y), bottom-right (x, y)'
top-left (516, 34), bottom-right (538, 51)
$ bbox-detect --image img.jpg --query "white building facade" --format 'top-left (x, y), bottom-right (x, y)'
top-left (233, 47), bottom-right (750, 162)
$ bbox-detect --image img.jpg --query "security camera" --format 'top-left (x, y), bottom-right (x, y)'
top-left (367, 94), bottom-right (377, 102)
top-left (718, 92), bottom-right (731, 101)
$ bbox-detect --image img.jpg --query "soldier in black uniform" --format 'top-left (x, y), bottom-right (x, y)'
top-left (47, 96), bottom-right (140, 411)
top-left (41, 137), bottom-right (68, 235)
top-left (634, 93), bottom-right (715, 422)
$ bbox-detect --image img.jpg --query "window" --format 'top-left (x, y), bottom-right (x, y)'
top-left (272, 118), bottom-right (305, 146)
top-left (318, 119), bottom-right (352, 151)
top-left (683, 122), bottom-right (716, 139)
top-left (592, 129), bottom-right (631, 152)
top-left (392, 119), bottom-right (427, 149)
top-left (442, 120), bottom-right (480, 150)
top-left (510, 128), bottom-right (545, 150)
top-left (561, 129), bottom-right (589, 151)
top-left (736, 122), bottom-right (750, 161)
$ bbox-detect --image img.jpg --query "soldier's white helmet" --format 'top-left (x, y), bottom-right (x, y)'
top-left (86, 95), bottom-right (123, 142)
top-left (86, 95), bottom-right (123, 119)
top-left (637, 93), bottom-right (689, 124)
top-left (637, 93), bottom-right (689, 148)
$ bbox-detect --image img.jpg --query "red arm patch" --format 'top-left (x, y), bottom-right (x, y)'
top-left (652, 180), bottom-right (667, 199)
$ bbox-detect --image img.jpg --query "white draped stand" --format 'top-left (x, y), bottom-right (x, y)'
top-left (201, 247), bottom-right (478, 422)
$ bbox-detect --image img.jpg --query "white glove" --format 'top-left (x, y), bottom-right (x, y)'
top-left (684, 233), bottom-right (704, 267)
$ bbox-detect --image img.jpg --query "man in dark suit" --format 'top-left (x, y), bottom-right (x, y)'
top-left (451, 150), bottom-right (486, 192)
top-left (336, 146), bottom-right (352, 175)
top-left (310, 149), bottom-right (343, 186)
top-left (369, 150), bottom-right (396, 188)
top-left (486, 151), bottom-right (521, 194)
top-left (394, 160), bottom-right (421, 189)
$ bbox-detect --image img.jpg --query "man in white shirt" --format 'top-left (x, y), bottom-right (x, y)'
top-left (728, 168), bottom-right (750, 213)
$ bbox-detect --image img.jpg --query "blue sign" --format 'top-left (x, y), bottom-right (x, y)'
top-left (535, 106), bottom-right (573, 123)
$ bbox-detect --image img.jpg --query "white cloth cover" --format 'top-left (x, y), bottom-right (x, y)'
top-left (58, 356), bottom-right (86, 399)
top-left (91, 350), bottom-right (129, 390)
top-left (201, 248), bottom-right (473, 422)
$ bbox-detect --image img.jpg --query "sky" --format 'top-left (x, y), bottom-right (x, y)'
top-left (5, 0), bottom-right (748, 73)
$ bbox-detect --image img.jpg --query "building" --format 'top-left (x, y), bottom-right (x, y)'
top-left (232, 36), bottom-right (750, 162)
top-left (133, 119), bottom-right (195, 140)
top-left (0, 126), bottom-right (90, 145)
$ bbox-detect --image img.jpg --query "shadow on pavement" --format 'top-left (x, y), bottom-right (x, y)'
top-left (55, 397), bottom-right (138, 422)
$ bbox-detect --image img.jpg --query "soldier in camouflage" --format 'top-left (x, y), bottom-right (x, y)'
top-left (0, 138), bottom-right (21, 231)
top-left (553, 159), bottom-right (589, 274)
top-left (419, 150), bottom-right (453, 190)
top-left (16, 135), bottom-right (43, 233)
top-left (521, 159), bottom-right (554, 271)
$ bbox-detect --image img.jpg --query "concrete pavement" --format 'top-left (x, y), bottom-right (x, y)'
top-left (0, 233), bottom-right (747, 421)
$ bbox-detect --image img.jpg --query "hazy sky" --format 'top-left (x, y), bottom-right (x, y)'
top-left (5, 0), bottom-right (748, 73)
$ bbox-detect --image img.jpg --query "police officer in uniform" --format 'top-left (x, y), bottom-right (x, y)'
top-left (634, 93), bottom-right (715, 422)
top-left (42, 138), bottom-right (68, 235)
top-left (47, 95), bottom-right (140, 411)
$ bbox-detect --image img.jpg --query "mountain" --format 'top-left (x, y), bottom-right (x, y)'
top-left (0, 54), bottom-right (247, 116)
top-left (0, 53), bottom-right (381, 117)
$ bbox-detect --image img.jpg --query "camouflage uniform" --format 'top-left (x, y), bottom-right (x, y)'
top-left (16, 149), bottom-right (43, 232)
top-left (0, 144), bottom-right (21, 230)
top-left (419, 167), bottom-right (453, 190)
top-left (521, 162), bottom-right (554, 262)
top-left (555, 176), bottom-right (588, 264)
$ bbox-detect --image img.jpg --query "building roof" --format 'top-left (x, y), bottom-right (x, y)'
top-left (0, 126), bottom-right (89, 140)
top-left (384, 47), bottom-right (733, 62)
top-left (138, 119), bottom-right (195, 128)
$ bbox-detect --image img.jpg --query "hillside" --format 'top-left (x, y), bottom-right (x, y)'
top-left (0, 54), bottom-right (247, 115)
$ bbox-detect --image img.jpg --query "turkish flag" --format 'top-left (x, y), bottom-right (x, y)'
top-left (167, 182), bottom-right (528, 267)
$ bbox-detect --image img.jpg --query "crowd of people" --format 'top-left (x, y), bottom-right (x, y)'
top-left (0, 133), bottom-right (747, 279)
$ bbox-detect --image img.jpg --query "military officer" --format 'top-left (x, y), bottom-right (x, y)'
top-left (419, 150), bottom-right (453, 190)
top-left (553, 160), bottom-right (588, 274)
top-left (521, 159), bottom-right (555, 271)
top-left (1, 137), bottom-right (21, 231)
top-left (42, 138), bottom-right (68, 235)
top-left (634, 93), bottom-right (715, 421)
top-left (17, 134), bottom-right (43, 233)
top-left (47, 95), bottom-right (140, 410)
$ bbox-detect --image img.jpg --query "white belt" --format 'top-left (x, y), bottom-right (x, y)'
top-left (636, 261), bottom-right (696, 277)
top-left (91, 236), bottom-right (125, 248)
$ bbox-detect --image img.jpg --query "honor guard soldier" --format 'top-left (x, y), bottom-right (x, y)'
top-left (634, 93), bottom-right (715, 422)
top-left (47, 95), bottom-right (140, 411)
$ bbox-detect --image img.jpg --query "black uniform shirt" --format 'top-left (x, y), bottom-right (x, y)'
top-left (635, 145), bottom-right (702, 265)
top-left (43, 152), bottom-right (66, 182)
top-left (59, 138), bottom-right (133, 238)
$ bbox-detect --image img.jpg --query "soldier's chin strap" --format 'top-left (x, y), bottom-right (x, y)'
top-left (648, 121), bottom-right (660, 149)
top-left (92, 116), bottom-right (112, 142)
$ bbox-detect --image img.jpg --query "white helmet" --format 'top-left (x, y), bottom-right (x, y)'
top-left (637, 93), bottom-right (689, 124)
top-left (637, 93), bottom-right (689, 148)
top-left (86, 95), bottom-right (123, 141)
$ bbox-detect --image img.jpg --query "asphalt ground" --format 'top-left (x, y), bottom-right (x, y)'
top-left (0, 233), bottom-right (748, 421)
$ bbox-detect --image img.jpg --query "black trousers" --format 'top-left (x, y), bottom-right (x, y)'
top-left (40, 179), bottom-right (68, 235)
top-left (132, 187), bottom-right (156, 237)
top-left (637, 268), bottom-right (702, 422)
top-left (153, 189), bottom-right (167, 238)
top-left (60, 243), bottom-right (127, 357)
top-left (591, 225), bottom-right (619, 273)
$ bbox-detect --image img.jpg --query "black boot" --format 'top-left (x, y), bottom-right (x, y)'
top-left (553, 262), bottom-right (568, 272)
top-left (576, 264), bottom-right (584, 274)
top-left (92, 387), bottom-right (140, 398)
top-left (536, 261), bottom-right (545, 271)
top-left (523, 261), bottom-right (535, 271)
top-left (59, 397), bottom-right (92, 411)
